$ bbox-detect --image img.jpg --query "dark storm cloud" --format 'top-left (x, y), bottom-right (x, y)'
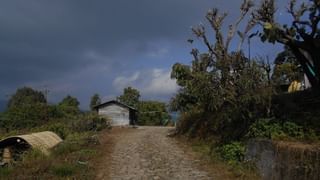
top-left (0, 0), bottom-right (222, 86)
top-left (0, 0), bottom-right (290, 109)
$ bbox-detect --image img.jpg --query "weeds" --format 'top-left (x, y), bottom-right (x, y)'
top-left (186, 137), bottom-right (260, 179)
top-left (246, 119), bottom-right (319, 141)
top-left (51, 163), bottom-right (76, 177)
top-left (0, 114), bottom-right (110, 179)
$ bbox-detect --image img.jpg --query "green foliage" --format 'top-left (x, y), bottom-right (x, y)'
top-left (53, 132), bottom-right (99, 156)
top-left (117, 87), bottom-right (140, 108)
top-left (175, 108), bottom-right (206, 137)
top-left (47, 105), bottom-right (64, 118)
top-left (0, 88), bottom-right (110, 179)
top-left (218, 142), bottom-right (246, 165)
top-left (272, 47), bottom-right (304, 88)
top-left (58, 95), bottom-right (80, 116)
top-left (45, 123), bottom-right (70, 139)
top-left (172, 52), bottom-right (273, 141)
top-left (2, 87), bottom-right (49, 129)
top-left (90, 93), bottom-right (101, 111)
top-left (169, 1), bottom-right (274, 142)
top-left (137, 101), bottom-right (170, 126)
top-left (0, 117), bottom-right (108, 179)
top-left (70, 114), bottom-right (110, 132)
top-left (32, 114), bottom-right (110, 140)
top-left (246, 119), bottom-right (317, 141)
top-left (255, 0), bottom-right (320, 88)
top-left (7, 87), bottom-right (46, 109)
top-left (59, 95), bottom-right (80, 107)
top-left (0, 167), bottom-right (13, 178)
top-left (21, 149), bottom-right (47, 162)
top-left (51, 164), bottom-right (76, 177)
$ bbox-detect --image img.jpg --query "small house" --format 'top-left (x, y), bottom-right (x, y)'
top-left (94, 100), bottom-right (137, 126)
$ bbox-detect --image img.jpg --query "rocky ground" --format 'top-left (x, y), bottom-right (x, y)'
top-left (96, 126), bottom-right (227, 180)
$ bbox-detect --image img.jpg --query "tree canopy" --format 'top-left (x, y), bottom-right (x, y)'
top-left (58, 95), bottom-right (80, 116)
top-left (170, 0), bottom-right (273, 141)
top-left (137, 101), bottom-right (170, 126)
top-left (7, 87), bottom-right (46, 109)
top-left (117, 87), bottom-right (140, 108)
top-left (90, 93), bottom-right (101, 111)
top-left (2, 87), bottom-right (48, 129)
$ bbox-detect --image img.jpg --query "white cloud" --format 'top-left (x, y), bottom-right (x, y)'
top-left (146, 48), bottom-right (169, 58)
top-left (113, 72), bottom-right (140, 91)
top-left (143, 69), bottom-right (178, 95)
top-left (112, 68), bottom-right (178, 99)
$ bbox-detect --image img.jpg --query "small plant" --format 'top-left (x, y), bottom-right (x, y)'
top-left (246, 119), bottom-right (318, 141)
top-left (46, 123), bottom-right (70, 139)
top-left (218, 142), bottom-right (246, 165)
top-left (0, 167), bottom-right (13, 178)
top-left (51, 163), bottom-right (76, 177)
top-left (70, 114), bottom-right (110, 132)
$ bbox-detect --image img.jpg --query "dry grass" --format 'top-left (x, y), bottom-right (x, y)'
top-left (175, 136), bottom-right (261, 180)
top-left (0, 131), bottom-right (104, 179)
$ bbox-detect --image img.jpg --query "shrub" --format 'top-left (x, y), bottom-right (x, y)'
top-left (46, 123), bottom-right (70, 139)
top-left (70, 114), bottom-right (110, 132)
top-left (53, 132), bottom-right (99, 156)
top-left (176, 109), bottom-right (204, 136)
top-left (3, 103), bottom-right (49, 129)
top-left (246, 119), bottom-right (317, 141)
top-left (218, 142), bottom-right (246, 165)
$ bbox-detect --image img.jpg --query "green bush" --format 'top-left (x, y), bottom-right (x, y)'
top-left (70, 114), bottom-right (110, 132)
top-left (218, 142), bottom-right (246, 165)
top-left (246, 119), bottom-right (317, 140)
top-left (176, 109), bottom-right (204, 136)
top-left (20, 149), bottom-right (48, 163)
top-left (46, 123), bottom-right (70, 139)
top-left (3, 103), bottom-right (49, 129)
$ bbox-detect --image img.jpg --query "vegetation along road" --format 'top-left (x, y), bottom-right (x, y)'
top-left (96, 126), bottom-right (222, 180)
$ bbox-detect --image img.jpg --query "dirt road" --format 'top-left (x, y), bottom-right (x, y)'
top-left (96, 126), bottom-right (215, 180)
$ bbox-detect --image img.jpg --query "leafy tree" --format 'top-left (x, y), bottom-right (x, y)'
top-left (255, 0), bottom-right (320, 89)
top-left (3, 87), bottom-right (48, 129)
top-left (7, 87), bottom-right (46, 109)
top-left (117, 87), bottom-right (140, 108)
top-left (58, 95), bottom-right (80, 116)
top-left (272, 47), bottom-right (304, 88)
top-left (171, 0), bottom-right (273, 141)
top-left (137, 101), bottom-right (170, 126)
top-left (90, 93), bottom-right (101, 111)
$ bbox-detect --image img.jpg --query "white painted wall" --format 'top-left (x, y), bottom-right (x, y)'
top-left (98, 104), bottom-right (130, 126)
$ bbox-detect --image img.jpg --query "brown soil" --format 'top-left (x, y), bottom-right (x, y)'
top-left (95, 126), bottom-right (237, 180)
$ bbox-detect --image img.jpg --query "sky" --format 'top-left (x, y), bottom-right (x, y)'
top-left (0, 0), bottom-right (291, 110)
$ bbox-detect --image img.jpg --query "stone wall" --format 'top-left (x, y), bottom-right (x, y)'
top-left (245, 139), bottom-right (320, 180)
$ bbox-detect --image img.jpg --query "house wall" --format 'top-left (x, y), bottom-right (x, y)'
top-left (98, 104), bottom-right (130, 126)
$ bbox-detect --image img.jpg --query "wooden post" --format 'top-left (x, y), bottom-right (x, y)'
top-left (3, 147), bottom-right (12, 164)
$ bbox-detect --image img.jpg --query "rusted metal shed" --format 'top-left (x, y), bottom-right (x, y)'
top-left (0, 131), bottom-right (62, 156)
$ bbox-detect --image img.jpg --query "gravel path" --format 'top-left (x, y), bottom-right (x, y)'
top-left (96, 126), bottom-right (214, 180)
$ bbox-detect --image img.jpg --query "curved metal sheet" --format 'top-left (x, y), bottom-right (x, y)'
top-left (0, 131), bottom-right (63, 155)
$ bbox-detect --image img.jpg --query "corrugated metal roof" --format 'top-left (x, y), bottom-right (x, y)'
top-left (0, 131), bottom-right (62, 155)
top-left (94, 100), bottom-right (137, 111)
